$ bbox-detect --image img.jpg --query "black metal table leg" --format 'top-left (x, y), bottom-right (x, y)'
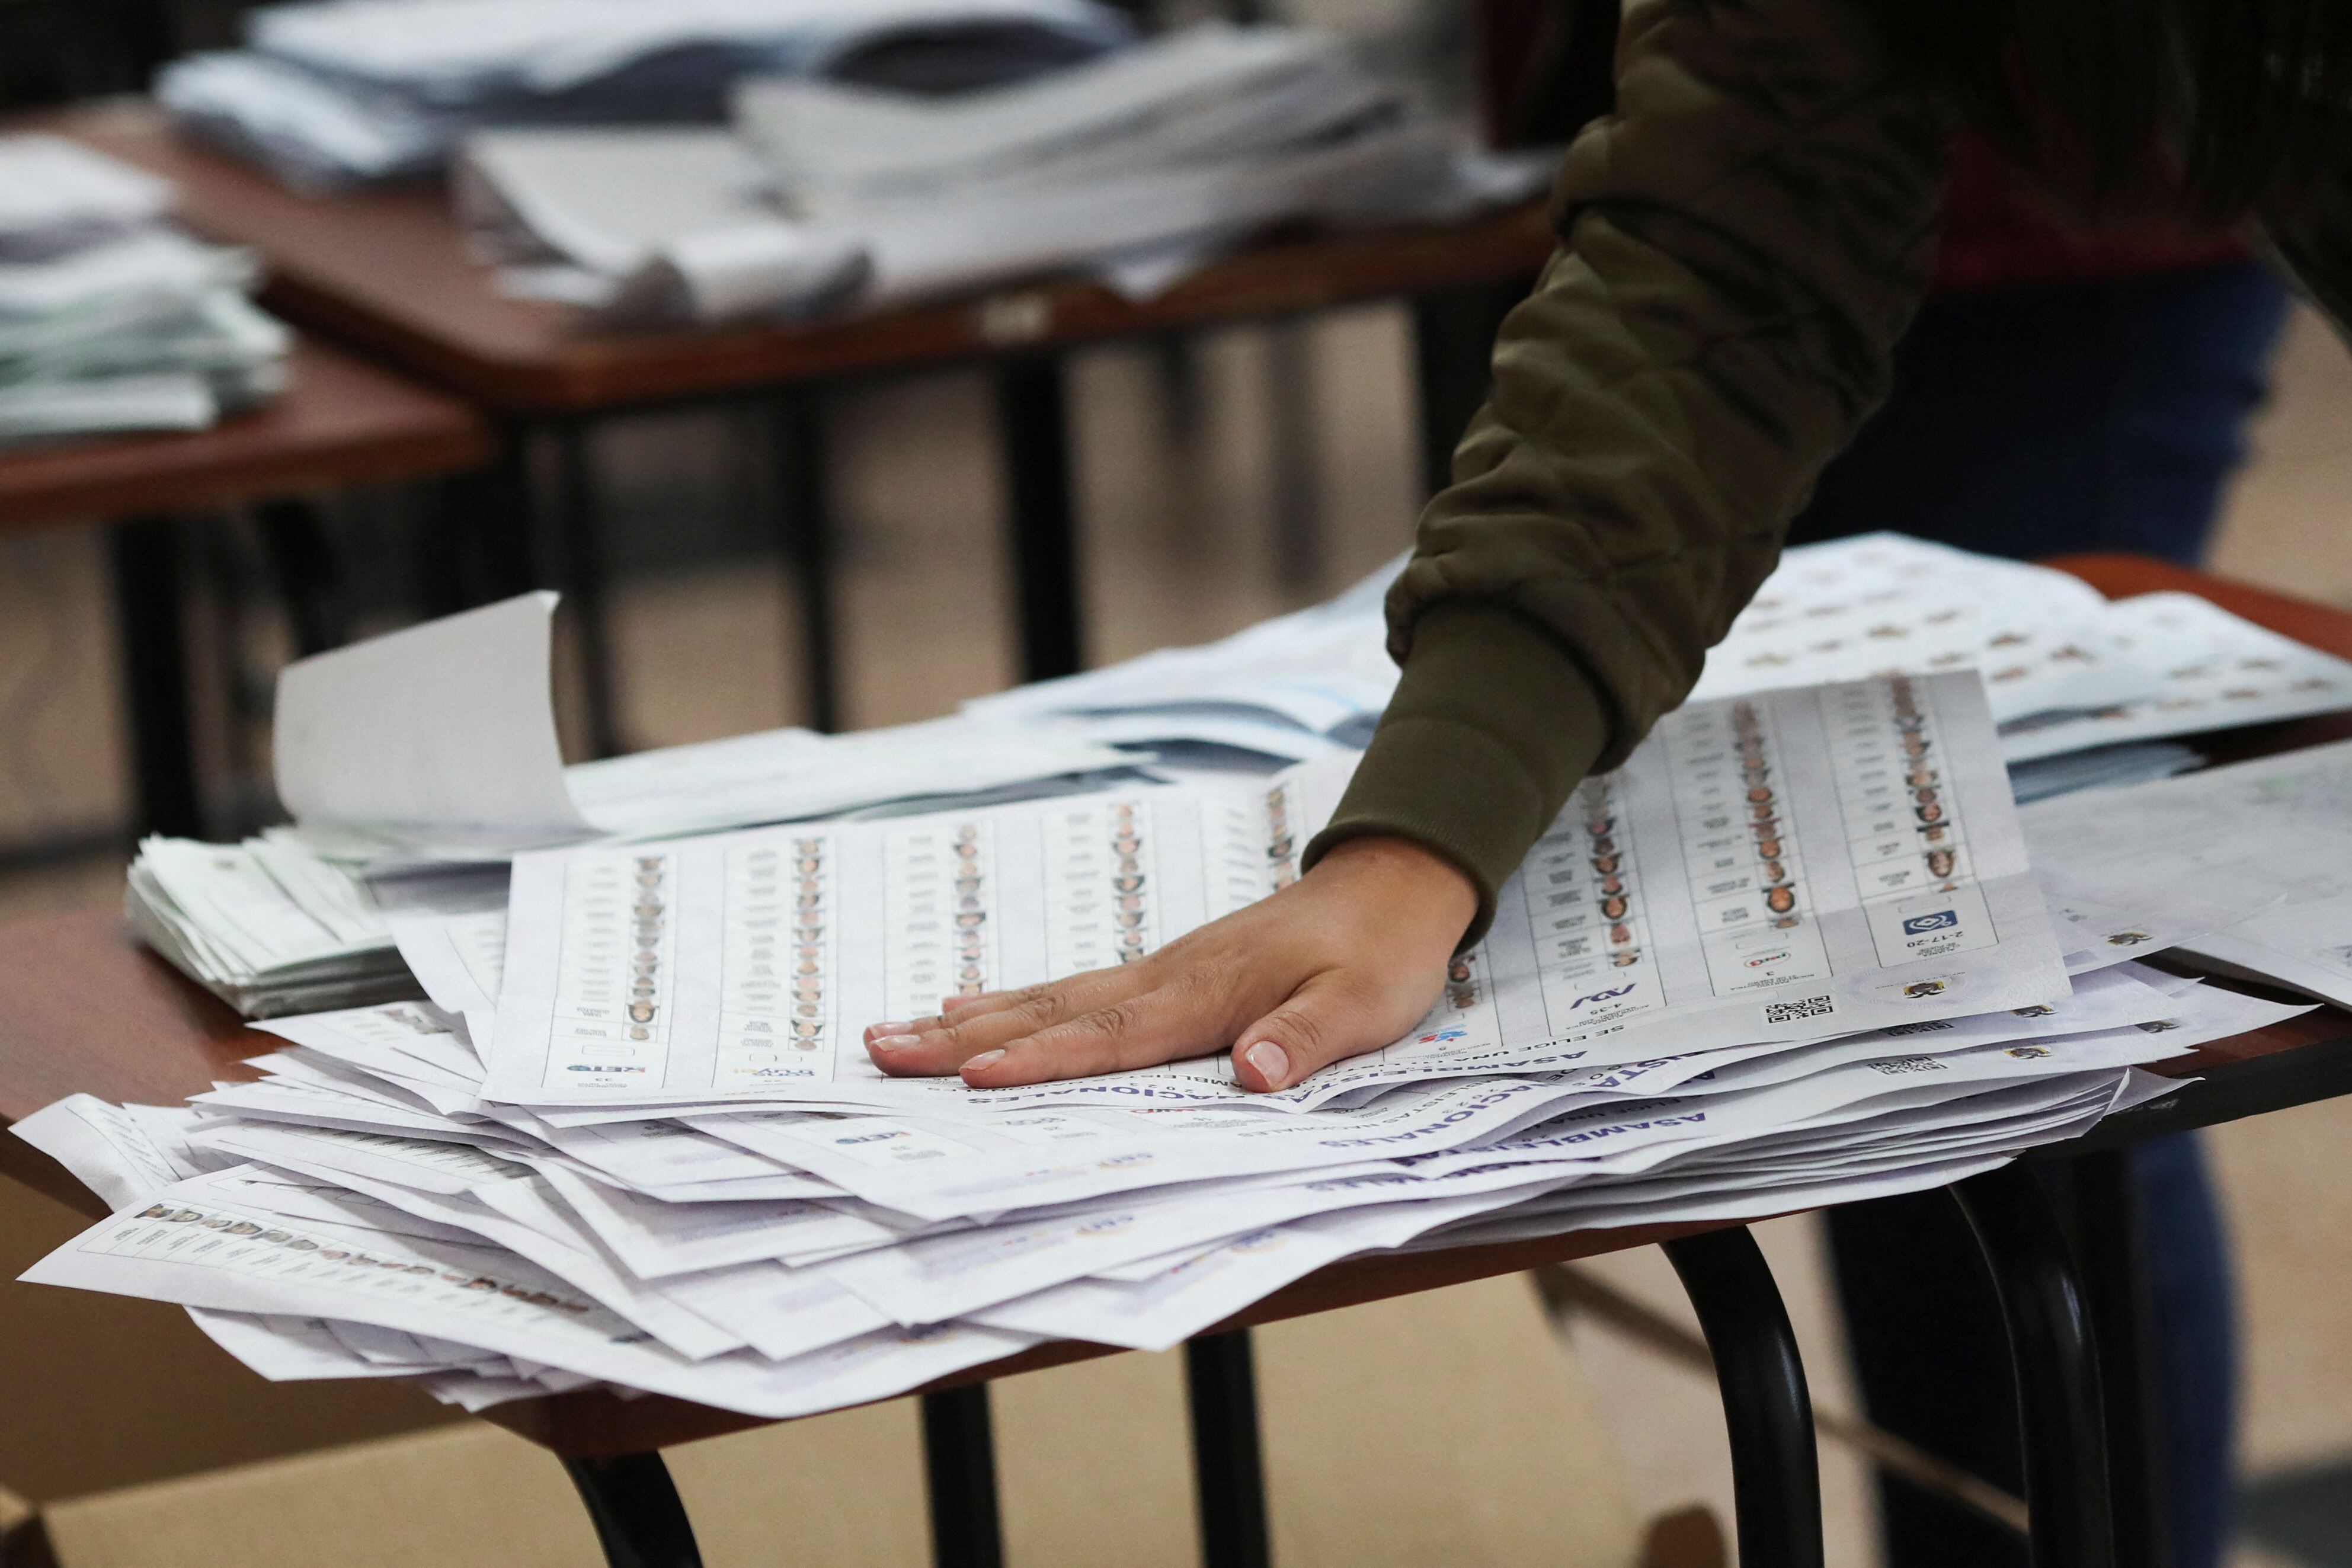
top-left (1186, 1329), bottom-right (1273, 1568)
top-left (921, 1384), bottom-right (1004, 1568)
top-left (993, 354), bottom-right (1086, 682)
top-left (425, 433), bottom-right (536, 615)
top-left (1951, 1166), bottom-right (2116, 1568)
top-left (2065, 1148), bottom-right (2170, 1568)
top-left (562, 1452), bottom-right (703, 1568)
top-left (1407, 280), bottom-right (1529, 501)
top-left (252, 498), bottom-right (353, 657)
top-left (766, 391), bottom-right (842, 733)
top-left (1662, 1225), bottom-right (1825, 1568)
top-left (547, 419), bottom-right (623, 759)
top-left (106, 516), bottom-right (204, 840)
top-left (1263, 323), bottom-right (1323, 593)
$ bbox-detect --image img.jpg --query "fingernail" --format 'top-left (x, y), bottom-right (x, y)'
top-left (871, 1034), bottom-right (923, 1052)
top-left (1243, 1039), bottom-right (1289, 1087)
top-left (865, 1020), bottom-right (914, 1040)
top-left (962, 1049), bottom-right (1006, 1073)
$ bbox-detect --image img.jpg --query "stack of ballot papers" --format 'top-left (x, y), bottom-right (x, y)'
top-left (23, 646), bottom-right (2329, 1420)
top-left (973, 532), bottom-right (2352, 775)
top-left (157, 0), bottom-right (1134, 191)
top-left (453, 23), bottom-right (1553, 324)
top-left (125, 532), bottom-right (2352, 1019)
top-left (128, 593), bottom-right (1131, 1016)
top-left (0, 136), bottom-right (290, 446)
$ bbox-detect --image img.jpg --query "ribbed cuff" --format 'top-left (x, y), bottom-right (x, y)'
top-left (1304, 602), bottom-right (1615, 949)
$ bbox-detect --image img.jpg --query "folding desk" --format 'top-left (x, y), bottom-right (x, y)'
top-left (36, 99), bottom-right (1556, 752)
top-left (0, 335), bottom-right (492, 840)
top-left (0, 556), bottom-right (2348, 1568)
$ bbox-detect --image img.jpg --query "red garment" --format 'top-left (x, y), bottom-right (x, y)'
top-left (1933, 134), bottom-right (2249, 293)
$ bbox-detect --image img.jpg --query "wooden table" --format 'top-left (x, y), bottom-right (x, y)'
top-left (0, 335), bottom-right (491, 840)
top-left (4, 553), bottom-right (2345, 1568)
top-left (36, 100), bottom-right (1560, 746)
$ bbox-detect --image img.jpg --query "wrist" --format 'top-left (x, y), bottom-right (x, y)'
top-left (1311, 833), bottom-right (1480, 943)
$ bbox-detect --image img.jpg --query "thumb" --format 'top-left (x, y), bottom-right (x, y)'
top-left (1230, 971), bottom-right (1406, 1093)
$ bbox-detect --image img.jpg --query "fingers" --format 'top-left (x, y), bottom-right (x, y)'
top-left (1230, 970), bottom-right (1419, 1092)
top-left (863, 965), bottom-right (1156, 1077)
top-left (956, 982), bottom-right (1243, 1089)
top-left (866, 967), bottom-right (1134, 1044)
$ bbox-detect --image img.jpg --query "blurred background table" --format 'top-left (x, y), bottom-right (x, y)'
top-left (35, 100), bottom-right (1559, 753)
top-left (0, 336), bottom-right (491, 841)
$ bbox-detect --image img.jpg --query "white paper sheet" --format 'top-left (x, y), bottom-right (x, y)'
top-left (24, 1181), bottom-right (1035, 1420)
top-left (1996, 594), bottom-right (2352, 762)
top-left (485, 673), bottom-right (2066, 1113)
top-left (2026, 737), bottom-right (2352, 1006)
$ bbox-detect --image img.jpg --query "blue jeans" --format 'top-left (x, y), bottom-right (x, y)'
top-left (1790, 258), bottom-right (2292, 564)
top-left (1797, 257), bottom-right (2289, 1568)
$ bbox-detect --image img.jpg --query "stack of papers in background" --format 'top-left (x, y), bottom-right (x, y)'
top-left (0, 136), bottom-right (290, 446)
top-left (31, 647), bottom-right (2319, 1419)
top-left (454, 23), bottom-right (1553, 324)
top-left (158, 0), bottom-right (1134, 191)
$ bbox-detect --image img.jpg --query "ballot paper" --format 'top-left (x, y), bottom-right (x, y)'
top-left (735, 24), bottom-right (1377, 203)
top-left (485, 671), bottom-right (2066, 1111)
top-left (2025, 738), bottom-right (2352, 1007)
top-left (244, 0), bottom-right (1127, 102)
top-left (0, 136), bottom-right (173, 252)
top-left (0, 136), bottom-right (293, 446)
top-left (23, 1177), bottom-right (1037, 1421)
top-left (18, 953), bottom-right (2260, 1415)
top-left (1689, 534), bottom-right (2121, 717)
top-left (453, 129), bottom-right (868, 322)
top-left (2005, 742), bottom-right (2201, 805)
top-left (130, 599), bottom-right (1124, 1012)
top-left (126, 836), bottom-right (424, 1016)
top-left (960, 555), bottom-right (1398, 738)
top-left (276, 594), bottom-right (591, 857)
top-left (984, 535), bottom-right (2352, 777)
top-left (10, 1096), bottom-right (217, 1209)
top-left (1685, 535), bottom-right (2352, 760)
top-left (0, 374), bottom-right (216, 444)
top-left (161, 0), bottom-right (1134, 190)
top-left (1995, 593), bottom-right (2352, 762)
top-left (449, 23), bottom-right (1545, 325)
top-left (272, 594), bottom-right (1125, 865)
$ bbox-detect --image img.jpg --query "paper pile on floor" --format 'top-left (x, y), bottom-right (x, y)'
top-left (158, 0), bottom-right (1133, 191)
top-left (24, 634), bottom-right (2318, 1417)
top-left (453, 23), bottom-right (1552, 324)
top-left (0, 136), bottom-right (289, 446)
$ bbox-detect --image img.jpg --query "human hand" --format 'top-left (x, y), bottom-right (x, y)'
top-left (861, 834), bottom-right (1479, 1092)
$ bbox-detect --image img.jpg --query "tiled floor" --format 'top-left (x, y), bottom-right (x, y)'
top-left (4, 299), bottom-right (2352, 1561)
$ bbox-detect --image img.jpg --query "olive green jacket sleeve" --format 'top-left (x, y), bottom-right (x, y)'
top-left (1304, 0), bottom-right (1957, 943)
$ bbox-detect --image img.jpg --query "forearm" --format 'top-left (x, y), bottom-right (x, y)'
top-left (1310, 0), bottom-right (1957, 936)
